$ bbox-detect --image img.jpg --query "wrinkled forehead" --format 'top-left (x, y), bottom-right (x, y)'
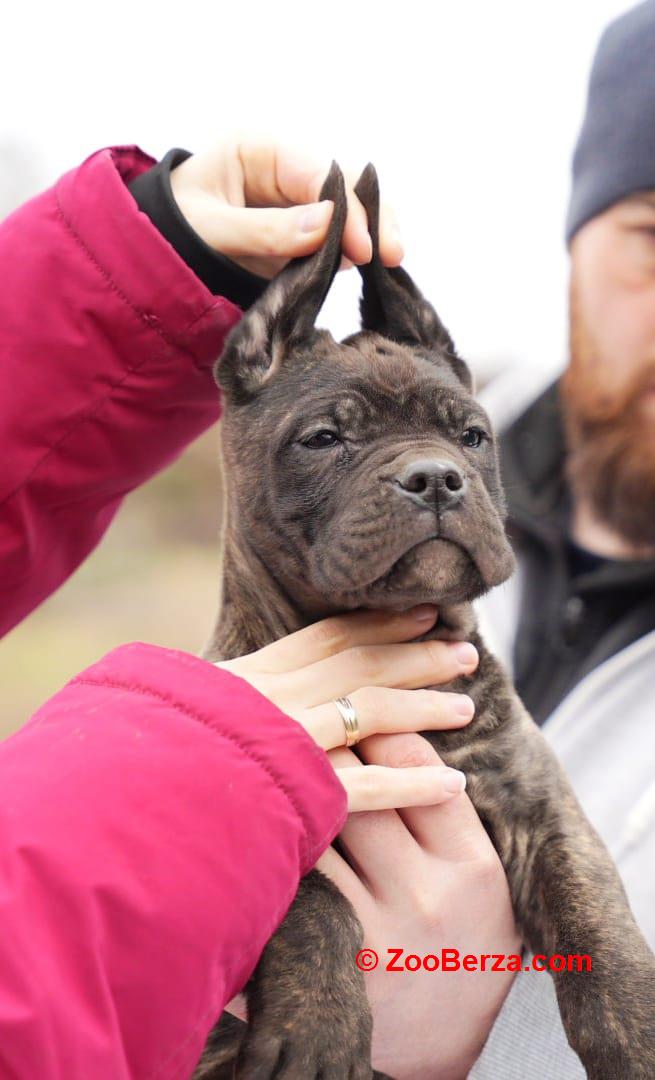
top-left (250, 331), bottom-right (486, 438)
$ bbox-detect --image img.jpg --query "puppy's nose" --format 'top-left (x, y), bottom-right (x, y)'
top-left (396, 457), bottom-right (467, 510)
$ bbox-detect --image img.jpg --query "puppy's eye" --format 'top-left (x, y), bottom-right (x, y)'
top-left (461, 426), bottom-right (486, 448)
top-left (303, 430), bottom-right (340, 449)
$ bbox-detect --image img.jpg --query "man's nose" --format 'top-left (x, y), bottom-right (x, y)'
top-left (395, 457), bottom-right (467, 511)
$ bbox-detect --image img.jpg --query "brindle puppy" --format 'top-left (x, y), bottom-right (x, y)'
top-left (193, 163), bottom-right (655, 1079)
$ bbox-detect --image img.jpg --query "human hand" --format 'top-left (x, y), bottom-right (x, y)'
top-left (318, 733), bottom-right (522, 1080)
top-left (214, 604), bottom-right (479, 814)
top-left (169, 131), bottom-right (404, 279)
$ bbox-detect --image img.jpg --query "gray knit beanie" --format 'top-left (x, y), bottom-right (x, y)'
top-left (566, 0), bottom-right (655, 244)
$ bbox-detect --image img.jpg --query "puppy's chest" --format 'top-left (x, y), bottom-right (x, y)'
top-left (378, 667), bottom-right (496, 769)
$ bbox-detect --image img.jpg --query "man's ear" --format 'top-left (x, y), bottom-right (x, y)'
top-left (214, 160), bottom-right (348, 404)
top-left (354, 163), bottom-right (473, 391)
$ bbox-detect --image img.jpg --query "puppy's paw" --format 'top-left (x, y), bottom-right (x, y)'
top-left (234, 999), bottom-right (373, 1079)
top-left (192, 1011), bottom-right (246, 1078)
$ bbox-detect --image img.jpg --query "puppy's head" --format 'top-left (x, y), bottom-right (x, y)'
top-left (214, 162), bottom-right (515, 615)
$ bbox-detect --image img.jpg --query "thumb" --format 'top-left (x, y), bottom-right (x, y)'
top-left (203, 200), bottom-right (335, 260)
top-left (353, 732), bottom-right (487, 863)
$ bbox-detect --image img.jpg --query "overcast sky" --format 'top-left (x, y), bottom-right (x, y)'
top-left (0, 0), bottom-right (633, 379)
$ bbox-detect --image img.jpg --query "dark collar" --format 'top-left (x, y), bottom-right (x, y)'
top-left (499, 378), bottom-right (570, 543)
top-left (498, 377), bottom-right (655, 591)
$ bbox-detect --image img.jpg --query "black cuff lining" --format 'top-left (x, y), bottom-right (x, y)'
top-left (128, 147), bottom-right (270, 310)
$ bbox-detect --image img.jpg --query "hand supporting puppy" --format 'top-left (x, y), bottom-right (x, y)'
top-left (215, 603), bottom-right (475, 812)
top-left (168, 131), bottom-right (404, 279)
top-left (217, 604), bottom-right (520, 1079)
top-left (320, 736), bottom-right (522, 1079)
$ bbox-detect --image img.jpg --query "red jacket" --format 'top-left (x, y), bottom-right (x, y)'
top-left (0, 146), bottom-right (348, 1078)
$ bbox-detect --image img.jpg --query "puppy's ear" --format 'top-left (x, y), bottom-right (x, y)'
top-left (354, 164), bottom-right (473, 391)
top-left (214, 160), bottom-right (348, 403)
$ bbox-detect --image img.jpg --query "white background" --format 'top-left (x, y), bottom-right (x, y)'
top-left (0, 0), bottom-right (633, 380)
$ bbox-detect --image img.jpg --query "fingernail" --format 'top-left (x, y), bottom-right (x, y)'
top-left (411, 604), bottom-right (438, 624)
top-left (300, 200), bottom-right (332, 232)
top-left (443, 769), bottom-right (467, 794)
top-left (454, 694), bottom-right (475, 719)
top-left (454, 642), bottom-right (478, 669)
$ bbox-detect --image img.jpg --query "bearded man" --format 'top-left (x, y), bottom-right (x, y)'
top-left (470, 2), bottom-right (655, 1073)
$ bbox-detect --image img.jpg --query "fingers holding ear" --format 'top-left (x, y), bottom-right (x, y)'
top-left (339, 165), bottom-right (375, 266)
top-left (280, 153), bottom-right (372, 267)
top-left (219, 134), bottom-right (404, 271)
top-left (235, 139), bottom-right (365, 267)
top-left (338, 166), bottom-right (404, 268)
top-left (378, 199), bottom-right (404, 266)
top-left (197, 201), bottom-right (336, 274)
top-left (233, 134), bottom-right (318, 208)
top-left (258, 140), bottom-right (404, 269)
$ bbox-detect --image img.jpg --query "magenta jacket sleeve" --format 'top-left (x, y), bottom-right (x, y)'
top-left (0, 148), bottom-right (348, 1076)
top-left (0, 144), bottom-right (243, 638)
top-left (0, 643), bottom-right (347, 1078)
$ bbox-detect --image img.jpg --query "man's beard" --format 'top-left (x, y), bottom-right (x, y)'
top-left (560, 277), bottom-right (655, 551)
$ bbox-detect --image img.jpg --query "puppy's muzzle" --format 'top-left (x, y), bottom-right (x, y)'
top-left (395, 456), bottom-right (467, 512)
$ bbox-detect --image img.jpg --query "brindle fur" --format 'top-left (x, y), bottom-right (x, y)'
top-left (192, 163), bottom-right (655, 1079)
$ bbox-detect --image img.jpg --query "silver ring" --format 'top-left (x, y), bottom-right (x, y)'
top-left (334, 696), bottom-right (360, 747)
